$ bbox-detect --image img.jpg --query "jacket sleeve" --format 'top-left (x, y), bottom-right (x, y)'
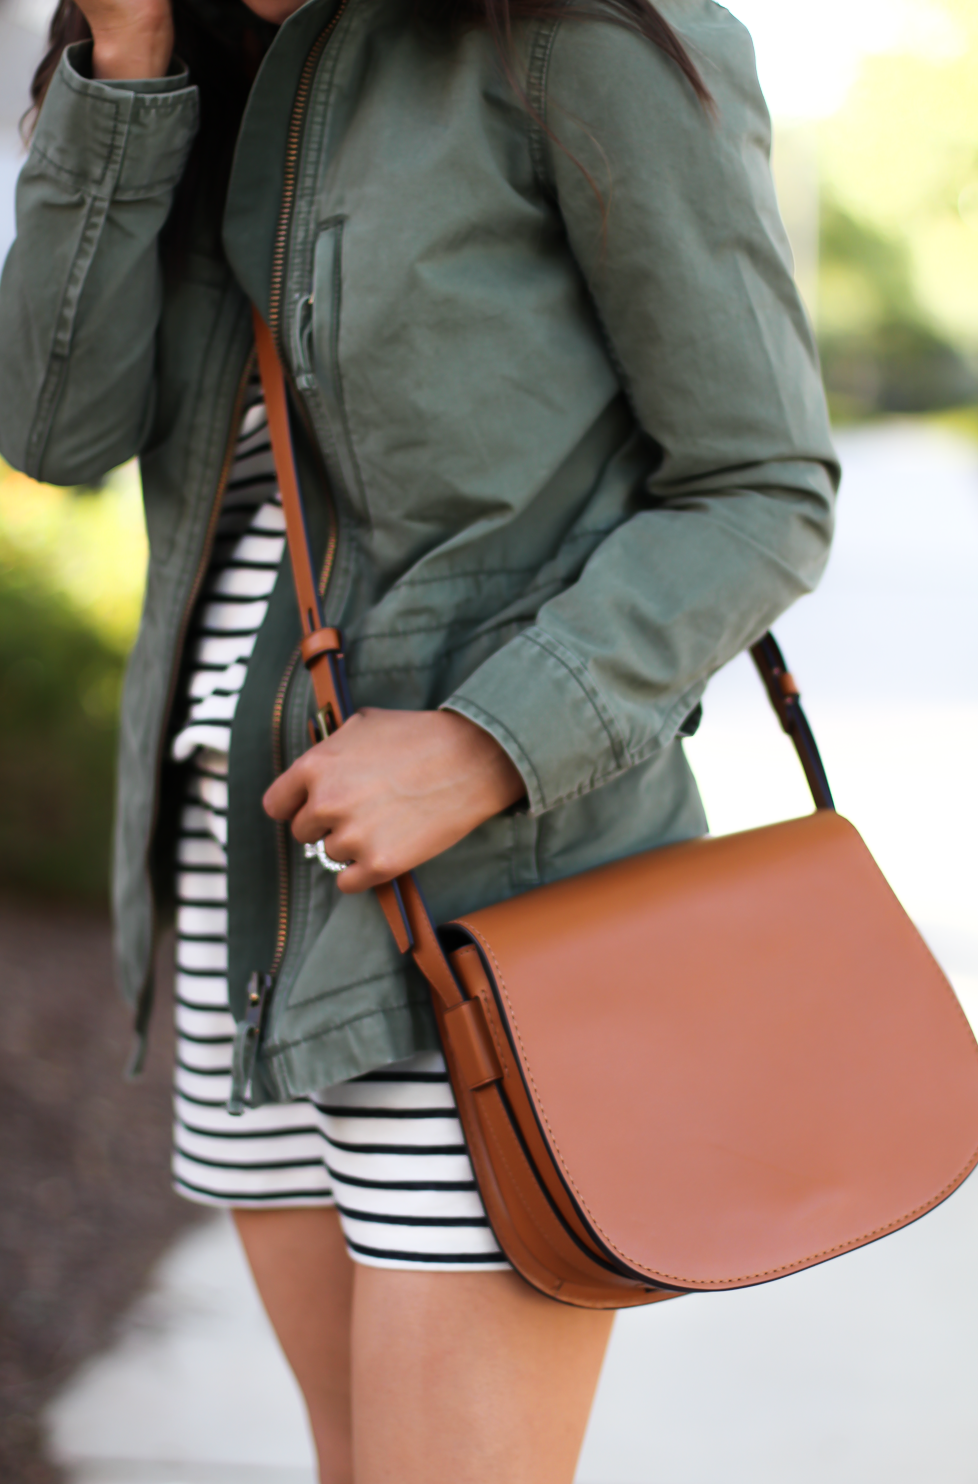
top-left (0, 43), bottom-right (198, 485)
top-left (443, 0), bottom-right (839, 816)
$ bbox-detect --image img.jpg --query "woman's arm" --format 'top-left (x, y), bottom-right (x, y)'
top-left (266, 0), bottom-right (838, 886)
top-left (440, 0), bottom-right (839, 815)
top-left (0, 24), bottom-right (196, 485)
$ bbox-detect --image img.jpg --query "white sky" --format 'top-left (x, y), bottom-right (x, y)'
top-left (721, 0), bottom-right (963, 119)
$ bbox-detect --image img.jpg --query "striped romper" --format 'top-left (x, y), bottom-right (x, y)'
top-left (169, 374), bottom-right (507, 1271)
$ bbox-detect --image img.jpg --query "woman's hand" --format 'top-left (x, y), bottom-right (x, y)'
top-left (262, 708), bottom-right (526, 893)
top-left (76, 0), bottom-right (174, 80)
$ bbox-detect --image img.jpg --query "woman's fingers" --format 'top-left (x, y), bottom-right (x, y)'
top-left (260, 708), bottom-right (525, 894)
top-left (334, 857), bottom-right (393, 894)
top-left (263, 745), bottom-right (354, 853)
top-left (262, 749), bottom-right (317, 825)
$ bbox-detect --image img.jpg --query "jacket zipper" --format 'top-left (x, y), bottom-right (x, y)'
top-left (165, 357), bottom-right (254, 710)
top-left (268, 0), bottom-right (351, 343)
top-left (265, 0), bottom-right (349, 985)
top-left (147, 352), bottom-right (253, 906)
top-left (129, 350), bottom-right (253, 1074)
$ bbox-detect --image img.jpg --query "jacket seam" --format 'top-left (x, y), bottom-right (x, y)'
top-left (320, 216), bottom-right (372, 518)
top-left (262, 987), bottom-right (432, 1053)
top-left (60, 40), bottom-right (194, 105)
top-left (23, 85), bottom-right (137, 476)
top-left (29, 139), bottom-right (115, 191)
top-left (29, 130), bottom-right (198, 200)
top-left (347, 538), bottom-right (619, 651)
top-left (526, 15), bottom-right (564, 193)
top-left (61, 84), bottom-right (193, 119)
top-left (25, 193), bottom-right (114, 476)
top-left (519, 626), bottom-right (629, 771)
top-left (522, 16), bottom-right (647, 414)
top-left (145, 295), bottom-right (254, 919)
top-left (292, 12), bottom-right (374, 533)
top-left (114, 172), bottom-right (196, 200)
top-left (398, 564), bottom-right (541, 585)
top-left (346, 617), bottom-right (527, 676)
top-left (352, 615), bottom-right (518, 642)
top-left (442, 695), bottom-right (547, 815)
top-left (692, 504), bottom-right (825, 590)
top-left (530, 683), bottom-right (704, 812)
top-left (387, 526), bottom-right (620, 590)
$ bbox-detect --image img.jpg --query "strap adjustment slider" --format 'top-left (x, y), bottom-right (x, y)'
top-left (301, 627), bottom-right (343, 666)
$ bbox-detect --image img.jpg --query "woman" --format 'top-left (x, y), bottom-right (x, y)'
top-left (0, 0), bottom-right (838, 1475)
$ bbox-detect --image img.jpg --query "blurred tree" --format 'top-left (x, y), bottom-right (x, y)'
top-left (818, 0), bottom-right (978, 348)
top-left (818, 200), bottom-right (978, 416)
top-left (0, 463), bottom-right (144, 902)
top-left (0, 561), bottom-right (122, 901)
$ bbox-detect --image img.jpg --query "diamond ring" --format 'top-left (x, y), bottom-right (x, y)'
top-left (303, 840), bottom-right (352, 873)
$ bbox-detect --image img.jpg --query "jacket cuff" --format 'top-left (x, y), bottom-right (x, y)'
top-left (442, 626), bottom-right (634, 816)
top-left (30, 42), bottom-right (198, 198)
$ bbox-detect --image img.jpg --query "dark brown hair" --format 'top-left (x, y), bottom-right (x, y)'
top-left (29, 0), bottom-right (710, 250)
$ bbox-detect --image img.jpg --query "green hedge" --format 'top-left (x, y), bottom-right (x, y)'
top-left (0, 563), bottom-right (123, 902)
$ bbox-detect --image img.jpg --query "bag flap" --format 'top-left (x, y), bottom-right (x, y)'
top-left (452, 811), bottom-right (978, 1289)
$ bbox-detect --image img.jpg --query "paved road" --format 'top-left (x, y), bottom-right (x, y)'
top-left (42, 421), bottom-right (978, 1483)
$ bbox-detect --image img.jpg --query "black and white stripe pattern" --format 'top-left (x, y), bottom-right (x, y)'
top-left (168, 378), bottom-right (506, 1270)
top-left (171, 374), bottom-right (284, 763)
top-left (313, 1062), bottom-right (505, 1267)
top-left (173, 750), bottom-right (337, 1206)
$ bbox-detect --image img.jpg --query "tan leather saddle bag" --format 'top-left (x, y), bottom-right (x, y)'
top-left (255, 311), bottom-right (978, 1308)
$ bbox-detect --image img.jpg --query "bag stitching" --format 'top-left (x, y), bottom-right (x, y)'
top-left (476, 987), bottom-right (511, 1079)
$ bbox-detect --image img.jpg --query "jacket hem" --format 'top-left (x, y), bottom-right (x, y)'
top-left (253, 996), bottom-right (442, 1105)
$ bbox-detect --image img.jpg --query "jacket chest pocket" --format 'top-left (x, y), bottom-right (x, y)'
top-left (294, 217), bottom-right (367, 515)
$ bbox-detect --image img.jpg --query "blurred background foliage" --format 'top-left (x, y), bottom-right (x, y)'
top-left (0, 0), bottom-right (976, 902)
top-left (0, 463), bottom-right (145, 901)
top-left (816, 0), bottom-right (978, 416)
top-left (818, 200), bottom-right (978, 416)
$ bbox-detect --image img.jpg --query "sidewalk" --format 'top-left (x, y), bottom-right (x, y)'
top-left (45, 1170), bottom-right (978, 1484)
top-left (45, 421), bottom-right (978, 1482)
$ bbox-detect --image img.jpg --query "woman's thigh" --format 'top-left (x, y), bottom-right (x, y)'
top-left (351, 1264), bottom-right (615, 1484)
top-left (234, 1207), bottom-right (355, 1484)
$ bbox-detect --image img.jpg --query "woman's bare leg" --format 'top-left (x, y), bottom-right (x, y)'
top-left (351, 1266), bottom-right (615, 1484)
top-left (234, 1214), bottom-right (613, 1483)
top-left (233, 1208), bottom-right (355, 1484)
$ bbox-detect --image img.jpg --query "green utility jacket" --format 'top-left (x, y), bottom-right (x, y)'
top-left (0, 0), bottom-right (838, 1104)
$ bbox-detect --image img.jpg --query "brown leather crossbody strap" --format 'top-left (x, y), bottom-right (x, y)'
top-left (748, 631), bottom-right (833, 810)
top-left (253, 308), bottom-right (463, 1004)
top-left (253, 310), bottom-right (350, 738)
top-left (252, 306), bottom-right (834, 1000)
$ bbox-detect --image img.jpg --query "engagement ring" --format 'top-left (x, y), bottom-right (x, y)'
top-left (303, 840), bottom-right (352, 873)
